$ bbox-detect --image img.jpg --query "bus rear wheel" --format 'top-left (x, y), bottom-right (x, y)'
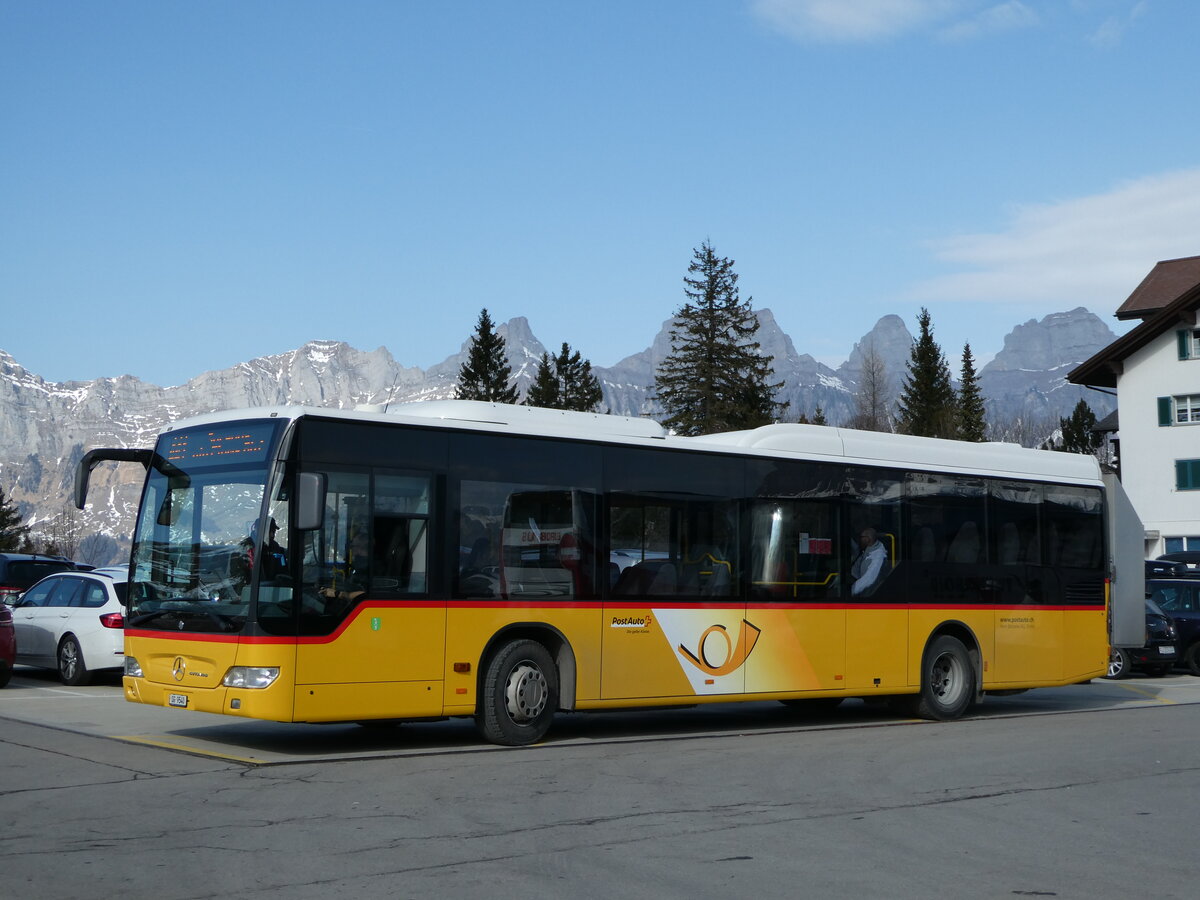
top-left (476, 639), bottom-right (558, 746)
top-left (914, 635), bottom-right (973, 720)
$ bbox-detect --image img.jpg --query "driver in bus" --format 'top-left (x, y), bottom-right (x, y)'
top-left (317, 530), bottom-right (370, 609)
top-left (850, 526), bottom-right (889, 597)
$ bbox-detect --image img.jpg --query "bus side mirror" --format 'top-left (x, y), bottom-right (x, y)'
top-left (296, 472), bottom-right (326, 531)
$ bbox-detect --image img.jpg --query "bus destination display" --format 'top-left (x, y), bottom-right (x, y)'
top-left (162, 421), bottom-right (277, 467)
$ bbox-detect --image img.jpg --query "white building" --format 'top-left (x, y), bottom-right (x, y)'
top-left (1071, 256), bottom-right (1200, 558)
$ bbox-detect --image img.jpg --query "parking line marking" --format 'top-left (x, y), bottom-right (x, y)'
top-left (1115, 683), bottom-right (1177, 704)
top-left (115, 735), bottom-right (266, 764)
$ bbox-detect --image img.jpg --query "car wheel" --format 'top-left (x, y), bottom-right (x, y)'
top-left (475, 639), bottom-right (557, 746)
top-left (0, 661), bottom-right (10, 688)
top-left (913, 635), bottom-right (974, 720)
top-left (58, 635), bottom-right (91, 686)
top-left (1185, 643), bottom-right (1200, 678)
top-left (1105, 647), bottom-right (1131, 679)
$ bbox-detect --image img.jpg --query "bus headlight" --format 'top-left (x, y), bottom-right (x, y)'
top-left (222, 667), bottom-right (280, 689)
top-left (124, 657), bottom-right (144, 678)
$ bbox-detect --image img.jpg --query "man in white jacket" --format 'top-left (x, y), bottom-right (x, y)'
top-left (850, 527), bottom-right (888, 597)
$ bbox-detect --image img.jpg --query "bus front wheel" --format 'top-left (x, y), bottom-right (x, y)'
top-left (914, 635), bottom-right (973, 721)
top-left (476, 639), bottom-right (558, 746)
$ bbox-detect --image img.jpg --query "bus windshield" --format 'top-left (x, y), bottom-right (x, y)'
top-left (127, 420), bottom-right (281, 635)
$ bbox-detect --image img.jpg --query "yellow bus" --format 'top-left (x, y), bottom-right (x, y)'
top-left (76, 400), bottom-right (1127, 745)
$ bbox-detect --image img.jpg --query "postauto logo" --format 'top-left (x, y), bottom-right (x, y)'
top-left (677, 619), bottom-right (761, 677)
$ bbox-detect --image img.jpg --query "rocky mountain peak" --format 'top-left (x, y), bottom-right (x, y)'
top-left (839, 314), bottom-right (914, 389)
top-left (984, 307), bottom-right (1114, 373)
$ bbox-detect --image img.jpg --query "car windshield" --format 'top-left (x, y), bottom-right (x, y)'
top-left (127, 420), bottom-right (281, 635)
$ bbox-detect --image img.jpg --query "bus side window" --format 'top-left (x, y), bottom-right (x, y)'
top-left (373, 473), bottom-right (432, 595)
top-left (297, 469), bottom-right (369, 633)
top-left (608, 495), bottom-right (738, 599)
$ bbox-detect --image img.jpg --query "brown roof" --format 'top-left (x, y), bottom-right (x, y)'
top-left (1070, 274), bottom-right (1200, 388)
top-left (1115, 255), bottom-right (1200, 320)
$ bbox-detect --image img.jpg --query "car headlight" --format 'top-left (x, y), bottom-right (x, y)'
top-left (221, 666), bottom-right (280, 689)
top-left (124, 657), bottom-right (144, 678)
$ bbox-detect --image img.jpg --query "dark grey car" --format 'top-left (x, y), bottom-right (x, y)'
top-left (0, 552), bottom-right (76, 607)
top-left (1147, 578), bottom-right (1200, 675)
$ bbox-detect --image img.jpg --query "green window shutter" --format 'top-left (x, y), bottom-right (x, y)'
top-left (1159, 396), bottom-right (1174, 426)
top-left (1180, 330), bottom-right (1192, 360)
top-left (1178, 460), bottom-right (1200, 490)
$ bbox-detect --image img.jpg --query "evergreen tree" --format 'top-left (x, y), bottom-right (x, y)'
top-left (0, 484), bottom-right (28, 551)
top-left (896, 308), bottom-right (957, 439)
top-left (555, 343), bottom-right (603, 412)
top-left (524, 353), bottom-right (560, 408)
top-left (654, 241), bottom-right (785, 436)
top-left (1046, 399), bottom-right (1102, 455)
top-left (957, 342), bottom-right (987, 442)
top-left (455, 308), bottom-right (520, 403)
top-left (812, 406), bottom-right (827, 426)
top-left (522, 343), bottom-right (604, 412)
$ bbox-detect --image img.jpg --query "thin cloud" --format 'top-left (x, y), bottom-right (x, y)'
top-left (1086, 1), bottom-right (1149, 48)
top-left (938, 1), bottom-right (1039, 41)
top-left (910, 168), bottom-right (1200, 312)
top-left (750, 0), bottom-right (963, 43)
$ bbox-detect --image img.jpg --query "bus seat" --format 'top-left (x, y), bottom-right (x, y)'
top-left (647, 563), bottom-right (677, 595)
top-left (701, 556), bottom-right (732, 596)
top-left (998, 522), bottom-right (1020, 565)
top-left (914, 527), bottom-right (936, 562)
top-left (381, 524), bottom-right (412, 578)
top-left (947, 521), bottom-right (981, 564)
top-left (878, 532), bottom-right (896, 564)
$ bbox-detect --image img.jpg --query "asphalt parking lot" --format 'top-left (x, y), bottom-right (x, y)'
top-left (2, 665), bottom-right (1197, 764)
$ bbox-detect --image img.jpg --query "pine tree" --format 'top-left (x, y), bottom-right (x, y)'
top-left (555, 343), bottom-right (604, 412)
top-left (0, 484), bottom-right (28, 551)
top-left (654, 241), bottom-right (785, 436)
top-left (896, 308), bottom-right (958, 439)
top-left (524, 353), bottom-right (560, 408)
top-left (1047, 399), bottom-right (1102, 455)
top-left (455, 308), bottom-right (520, 404)
top-left (812, 406), bottom-right (827, 426)
top-left (523, 343), bottom-right (604, 412)
top-left (957, 342), bottom-right (987, 442)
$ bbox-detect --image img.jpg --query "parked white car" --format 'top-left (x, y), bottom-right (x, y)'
top-left (10, 567), bottom-right (126, 685)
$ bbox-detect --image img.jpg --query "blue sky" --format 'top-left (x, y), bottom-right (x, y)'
top-left (4, 0), bottom-right (1199, 387)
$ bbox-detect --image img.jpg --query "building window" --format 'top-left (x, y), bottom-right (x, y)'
top-left (1177, 395), bottom-right (1200, 424)
top-left (1178, 329), bottom-right (1200, 360)
top-left (1176, 459), bottom-right (1200, 491)
top-left (1165, 536), bottom-right (1200, 553)
top-left (1159, 395), bottom-right (1200, 426)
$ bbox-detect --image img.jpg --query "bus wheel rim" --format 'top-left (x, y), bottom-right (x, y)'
top-left (505, 662), bottom-right (548, 723)
top-left (931, 653), bottom-right (960, 700)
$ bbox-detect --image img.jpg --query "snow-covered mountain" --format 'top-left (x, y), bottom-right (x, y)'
top-left (0, 307), bottom-right (1116, 563)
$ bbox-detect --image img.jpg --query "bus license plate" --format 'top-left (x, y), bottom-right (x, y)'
top-left (168, 693), bottom-right (189, 708)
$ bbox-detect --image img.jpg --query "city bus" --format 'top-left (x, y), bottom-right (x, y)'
top-left (75, 400), bottom-right (1137, 745)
